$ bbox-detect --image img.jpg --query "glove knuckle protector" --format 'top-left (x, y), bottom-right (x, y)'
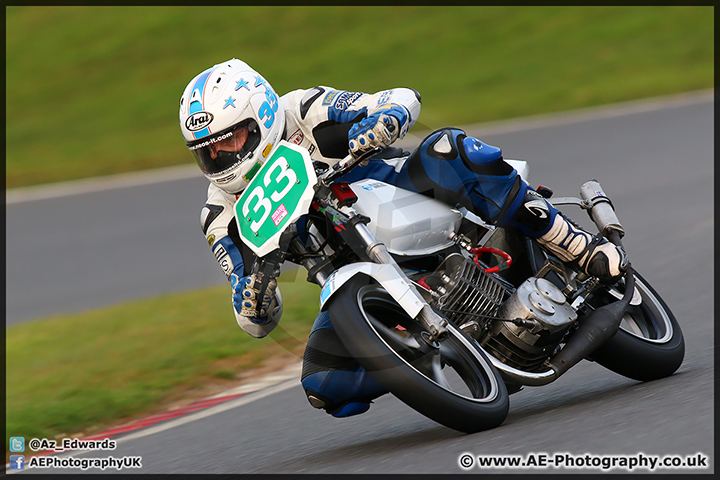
top-left (348, 108), bottom-right (403, 157)
top-left (231, 273), bottom-right (283, 338)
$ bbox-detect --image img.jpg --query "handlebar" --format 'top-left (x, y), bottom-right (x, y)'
top-left (318, 147), bottom-right (383, 187)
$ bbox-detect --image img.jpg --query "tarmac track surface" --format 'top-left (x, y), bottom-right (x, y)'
top-left (7, 91), bottom-right (713, 474)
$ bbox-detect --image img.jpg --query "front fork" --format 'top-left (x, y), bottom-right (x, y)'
top-left (352, 219), bottom-right (450, 341)
top-left (300, 197), bottom-right (449, 341)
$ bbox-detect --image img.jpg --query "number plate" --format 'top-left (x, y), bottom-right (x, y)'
top-left (234, 141), bottom-right (317, 257)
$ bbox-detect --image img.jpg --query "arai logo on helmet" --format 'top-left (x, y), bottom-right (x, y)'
top-left (185, 111), bottom-right (214, 131)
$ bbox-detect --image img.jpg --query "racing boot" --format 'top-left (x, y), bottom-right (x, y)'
top-left (498, 182), bottom-right (628, 284)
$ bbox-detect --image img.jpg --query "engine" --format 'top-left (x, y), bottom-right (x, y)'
top-left (415, 253), bottom-right (506, 329)
top-left (480, 277), bottom-right (577, 372)
top-left (416, 253), bottom-right (577, 374)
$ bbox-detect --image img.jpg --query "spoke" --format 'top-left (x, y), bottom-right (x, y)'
top-left (438, 336), bottom-right (490, 397)
top-left (408, 348), bottom-right (452, 389)
top-left (369, 318), bottom-right (426, 358)
top-left (428, 353), bottom-right (452, 390)
top-left (362, 295), bottom-right (495, 399)
top-left (438, 339), bottom-right (465, 366)
top-left (620, 312), bottom-right (646, 337)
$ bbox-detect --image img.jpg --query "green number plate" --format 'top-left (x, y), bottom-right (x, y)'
top-left (234, 141), bottom-right (317, 257)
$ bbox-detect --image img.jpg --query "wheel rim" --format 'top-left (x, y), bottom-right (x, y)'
top-left (601, 276), bottom-right (674, 344)
top-left (355, 285), bottom-right (501, 403)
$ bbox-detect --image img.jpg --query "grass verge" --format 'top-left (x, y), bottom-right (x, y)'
top-left (5, 270), bottom-right (320, 459)
top-left (6, 6), bottom-right (714, 188)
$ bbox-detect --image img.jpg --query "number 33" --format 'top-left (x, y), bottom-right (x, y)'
top-left (241, 156), bottom-right (297, 233)
top-left (259, 89), bottom-right (279, 129)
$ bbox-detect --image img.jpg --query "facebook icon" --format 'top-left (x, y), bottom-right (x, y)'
top-left (10, 455), bottom-right (25, 470)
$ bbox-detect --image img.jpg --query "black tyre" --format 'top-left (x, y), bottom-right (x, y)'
top-left (587, 271), bottom-right (684, 381)
top-left (328, 275), bottom-right (509, 433)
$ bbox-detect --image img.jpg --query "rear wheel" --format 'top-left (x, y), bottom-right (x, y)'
top-left (587, 271), bottom-right (684, 381)
top-left (328, 276), bottom-right (509, 433)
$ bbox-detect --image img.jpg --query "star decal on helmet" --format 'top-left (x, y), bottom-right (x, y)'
top-left (181, 59), bottom-right (286, 195)
top-left (223, 96), bottom-right (236, 109)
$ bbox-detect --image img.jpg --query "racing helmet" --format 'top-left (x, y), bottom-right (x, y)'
top-left (179, 59), bottom-right (285, 194)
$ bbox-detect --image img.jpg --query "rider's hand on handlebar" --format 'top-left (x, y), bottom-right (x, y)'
top-left (348, 108), bottom-right (402, 158)
top-left (231, 273), bottom-right (280, 324)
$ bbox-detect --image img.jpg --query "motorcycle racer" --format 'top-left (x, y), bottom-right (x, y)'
top-left (179, 59), bottom-right (628, 418)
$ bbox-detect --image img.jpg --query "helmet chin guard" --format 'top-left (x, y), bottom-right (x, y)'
top-left (179, 59), bottom-right (285, 193)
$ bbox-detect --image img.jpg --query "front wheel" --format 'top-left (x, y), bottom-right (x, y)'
top-left (328, 276), bottom-right (509, 433)
top-left (587, 271), bottom-right (684, 381)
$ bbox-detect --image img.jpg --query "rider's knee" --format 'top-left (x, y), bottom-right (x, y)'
top-left (301, 324), bottom-right (387, 418)
top-left (301, 369), bottom-right (386, 418)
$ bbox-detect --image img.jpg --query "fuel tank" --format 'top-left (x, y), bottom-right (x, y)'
top-left (350, 178), bottom-right (462, 256)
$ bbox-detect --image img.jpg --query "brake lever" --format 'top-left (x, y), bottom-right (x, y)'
top-left (318, 147), bottom-right (382, 186)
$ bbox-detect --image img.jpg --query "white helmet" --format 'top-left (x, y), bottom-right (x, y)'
top-left (179, 59), bottom-right (285, 194)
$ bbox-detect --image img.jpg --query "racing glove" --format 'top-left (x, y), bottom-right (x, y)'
top-left (348, 105), bottom-right (407, 158)
top-left (231, 273), bottom-right (282, 338)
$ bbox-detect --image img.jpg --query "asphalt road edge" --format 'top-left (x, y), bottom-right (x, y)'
top-left (6, 89), bottom-right (712, 205)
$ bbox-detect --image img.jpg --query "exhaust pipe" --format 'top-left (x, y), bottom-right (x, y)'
top-left (548, 231), bottom-right (635, 378)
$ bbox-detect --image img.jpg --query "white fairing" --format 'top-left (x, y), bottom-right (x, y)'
top-left (319, 263), bottom-right (425, 316)
top-left (349, 178), bottom-right (463, 256)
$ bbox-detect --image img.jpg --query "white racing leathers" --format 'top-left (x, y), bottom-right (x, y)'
top-left (200, 87), bottom-right (422, 336)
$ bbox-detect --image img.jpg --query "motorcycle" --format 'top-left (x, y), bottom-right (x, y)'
top-left (233, 140), bottom-right (684, 433)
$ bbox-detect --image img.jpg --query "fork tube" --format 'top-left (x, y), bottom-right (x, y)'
top-left (352, 221), bottom-right (396, 267)
top-left (352, 221), bottom-right (449, 339)
top-left (289, 237), bottom-right (329, 286)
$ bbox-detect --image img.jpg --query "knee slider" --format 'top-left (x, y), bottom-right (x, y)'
top-left (302, 376), bottom-right (381, 419)
top-left (303, 385), bottom-right (336, 410)
top-left (303, 385), bottom-right (370, 418)
top-left (304, 388), bottom-right (370, 418)
top-left (301, 327), bottom-right (375, 415)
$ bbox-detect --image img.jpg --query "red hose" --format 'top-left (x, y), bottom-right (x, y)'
top-left (470, 247), bottom-right (512, 274)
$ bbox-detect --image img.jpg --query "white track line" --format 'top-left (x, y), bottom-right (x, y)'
top-left (4, 90), bottom-right (713, 471)
top-left (5, 164), bottom-right (202, 205)
top-left (112, 376), bottom-right (300, 445)
top-left (6, 89), bottom-right (712, 206)
top-left (5, 364), bottom-right (302, 471)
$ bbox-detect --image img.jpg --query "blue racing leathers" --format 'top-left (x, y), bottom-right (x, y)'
top-left (299, 127), bottom-right (560, 417)
top-left (200, 86), bottom-right (548, 417)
